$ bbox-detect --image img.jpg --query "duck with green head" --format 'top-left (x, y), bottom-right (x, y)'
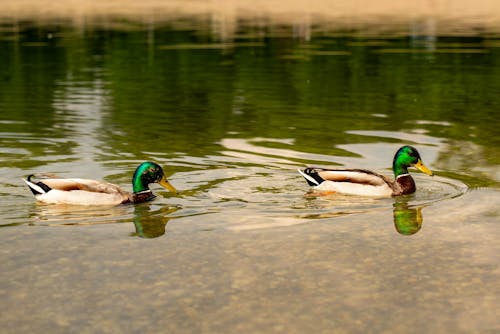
top-left (23, 161), bottom-right (177, 205)
top-left (298, 145), bottom-right (433, 196)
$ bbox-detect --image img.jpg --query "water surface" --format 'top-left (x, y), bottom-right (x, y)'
top-left (0, 14), bottom-right (499, 334)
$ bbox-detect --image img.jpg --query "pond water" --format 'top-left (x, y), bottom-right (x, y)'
top-left (0, 14), bottom-right (499, 333)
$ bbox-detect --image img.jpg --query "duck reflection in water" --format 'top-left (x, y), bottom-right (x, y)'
top-left (131, 203), bottom-right (179, 238)
top-left (392, 199), bottom-right (424, 235)
top-left (302, 191), bottom-right (426, 235)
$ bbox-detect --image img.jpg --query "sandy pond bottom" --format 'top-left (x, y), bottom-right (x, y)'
top-left (1, 188), bottom-right (498, 334)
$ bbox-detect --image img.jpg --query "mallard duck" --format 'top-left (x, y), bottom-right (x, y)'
top-left (298, 145), bottom-right (433, 196)
top-left (23, 161), bottom-right (177, 205)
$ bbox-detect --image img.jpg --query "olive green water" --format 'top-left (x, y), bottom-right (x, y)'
top-left (0, 18), bottom-right (499, 333)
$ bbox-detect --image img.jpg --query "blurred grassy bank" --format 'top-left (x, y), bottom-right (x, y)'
top-left (1, 0), bottom-right (500, 36)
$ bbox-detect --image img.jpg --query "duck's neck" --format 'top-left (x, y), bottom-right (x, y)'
top-left (393, 160), bottom-right (409, 178)
top-left (132, 173), bottom-right (150, 193)
top-left (131, 168), bottom-right (156, 203)
top-left (133, 182), bottom-right (148, 194)
top-left (393, 158), bottom-right (415, 195)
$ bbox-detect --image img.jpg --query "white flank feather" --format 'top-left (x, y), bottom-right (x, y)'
top-left (35, 189), bottom-right (127, 206)
top-left (314, 180), bottom-right (393, 197)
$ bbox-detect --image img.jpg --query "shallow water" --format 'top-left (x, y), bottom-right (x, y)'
top-left (0, 12), bottom-right (499, 334)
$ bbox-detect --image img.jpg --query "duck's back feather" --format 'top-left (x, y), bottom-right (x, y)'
top-left (317, 169), bottom-right (389, 186)
top-left (41, 178), bottom-right (125, 194)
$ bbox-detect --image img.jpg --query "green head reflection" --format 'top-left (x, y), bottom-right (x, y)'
top-left (131, 203), bottom-right (179, 238)
top-left (393, 201), bottom-right (423, 235)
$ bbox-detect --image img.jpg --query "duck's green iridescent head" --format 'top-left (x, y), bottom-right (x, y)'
top-left (392, 146), bottom-right (433, 177)
top-left (132, 161), bottom-right (177, 194)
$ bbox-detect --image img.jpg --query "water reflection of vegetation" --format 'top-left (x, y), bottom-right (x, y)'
top-left (0, 21), bottom-right (498, 182)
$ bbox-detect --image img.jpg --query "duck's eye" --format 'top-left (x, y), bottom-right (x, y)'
top-left (147, 167), bottom-right (162, 179)
top-left (409, 150), bottom-right (419, 158)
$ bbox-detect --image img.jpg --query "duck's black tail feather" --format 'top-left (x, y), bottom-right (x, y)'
top-left (24, 175), bottom-right (52, 195)
top-left (298, 168), bottom-right (325, 186)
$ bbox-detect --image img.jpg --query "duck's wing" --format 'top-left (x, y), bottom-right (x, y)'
top-left (40, 178), bottom-right (126, 194)
top-left (24, 175), bottom-right (129, 197)
top-left (299, 167), bottom-right (391, 186)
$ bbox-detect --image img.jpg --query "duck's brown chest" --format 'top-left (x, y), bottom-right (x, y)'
top-left (394, 175), bottom-right (416, 195)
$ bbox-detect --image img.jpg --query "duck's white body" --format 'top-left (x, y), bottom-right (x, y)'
top-left (298, 168), bottom-right (397, 197)
top-left (23, 177), bottom-right (131, 205)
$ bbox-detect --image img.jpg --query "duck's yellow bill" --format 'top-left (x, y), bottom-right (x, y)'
top-left (159, 176), bottom-right (177, 193)
top-left (414, 160), bottom-right (433, 176)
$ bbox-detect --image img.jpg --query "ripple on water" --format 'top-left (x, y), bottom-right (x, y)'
top-left (11, 200), bottom-right (177, 238)
top-left (164, 159), bottom-right (469, 233)
top-left (410, 174), bottom-right (468, 206)
top-left (2, 135), bottom-right (469, 235)
top-left (26, 203), bottom-right (133, 227)
top-left (209, 138), bottom-right (467, 225)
